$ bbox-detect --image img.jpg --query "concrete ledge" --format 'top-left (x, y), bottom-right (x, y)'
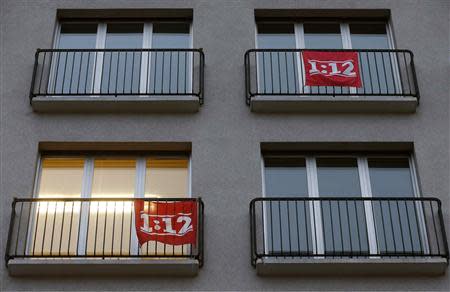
top-left (256, 257), bottom-right (447, 276)
top-left (8, 258), bottom-right (199, 277)
top-left (250, 95), bottom-right (418, 113)
top-left (31, 95), bottom-right (200, 113)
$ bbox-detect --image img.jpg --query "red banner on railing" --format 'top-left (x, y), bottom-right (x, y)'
top-left (134, 200), bottom-right (197, 246)
top-left (302, 51), bottom-right (362, 87)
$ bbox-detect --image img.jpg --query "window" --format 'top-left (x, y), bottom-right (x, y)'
top-left (255, 20), bottom-right (399, 96)
top-left (262, 155), bottom-right (425, 256)
top-left (50, 21), bottom-right (192, 95)
top-left (30, 155), bottom-right (190, 256)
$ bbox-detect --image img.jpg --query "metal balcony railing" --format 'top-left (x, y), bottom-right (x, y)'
top-left (30, 48), bottom-right (205, 104)
top-left (6, 197), bottom-right (204, 267)
top-left (244, 49), bottom-right (419, 105)
top-left (250, 197), bottom-right (448, 267)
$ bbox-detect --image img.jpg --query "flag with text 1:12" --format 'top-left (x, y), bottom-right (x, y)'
top-left (134, 200), bottom-right (198, 246)
top-left (302, 51), bottom-right (362, 88)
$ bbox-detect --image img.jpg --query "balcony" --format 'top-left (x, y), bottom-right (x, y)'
top-left (250, 197), bottom-right (448, 276)
top-left (29, 48), bottom-right (204, 113)
top-left (6, 197), bottom-right (204, 276)
top-left (244, 49), bottom-right (419, 113)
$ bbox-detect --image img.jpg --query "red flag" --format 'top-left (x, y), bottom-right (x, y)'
top-left (134, 200), bottom-right (197, 246)
top-left (302, 51), bottom-right (362, 87)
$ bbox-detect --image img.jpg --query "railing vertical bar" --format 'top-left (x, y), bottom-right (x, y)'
top-left (295, 200), bottom-right (300, 254)
top-left (115, 52), bottom-right (120, 95)
top-left (49, 202), bottom-right (58, 255)
top-left (61, 52), bottom-right (69, 94)
top-left (38, 52), bottom-right (47, 94)
top-left (40, 202), bottom-right (49, 255)
top-left (153, 52), bottom-right (158, 94)
top-left (388, 201), bottom-right (397, 253)
top-left (84, 52), bottom-right (91, 94)
top-left (303, 201), bottom-right (310, 253)
top-left (327, 200), bottom-right (334, 254)
top-left (261, 201), bottom-right (265, 256)
top-left (184, 51), bottom-right (187, 94)
top-left (270, 201), bottom-right (274, 254)
top-left (120, 201), bottom-right (124, 256)
top-left (77, 52), bottom-right (83, 94)
top-left (395, 201), bottom-right (406, 253)
top-left (402, 53), bottom-right (412, 95)
top-left (83, 202), bottom-right (91, 257)
top-left (380, 52), bottom-right (389, 94)
top-left (404, 201), bottom-right (414, 253)
top-left (353, 200), bottom-right (362, 255)
top-left (58, 202), bottom-right (66, 256)
top-left (278, 201), bottom-right (283, 255)
top-left (365, 52), bottom-right (373, 94)
top-left (169, 52), bottom-right (172, 94)
top-left (130, 52), bottom-right (135, 94)
top-left (14, 203), bottom-right (24, 256)
top-left (286, 201), bottom-right (292, 256)
top-left (379, 201), bottom-right (388, 254)
top-left (337, 201), bottom-right (344, 255)
top-left (68, 201), bottom-right (75, 256)
top-left (292, 52), bottom-right (298, 94)
top-left (161, 52), bottom-right (165, 94)
top-left (284, 52), bottom-right (289, 94)
top-left (387, 51), bottom-right (397, 94)
top-left (107, 52), bottom-right (112, 94)
top-left (430, 201), bottom-right (441, 255)
top-left (24, 202), bottom-right (33, 256)
top-left (262, 52), bottom-right (266, 94)
top-left (52, 51), bottom-right (61, 94)
top-left (111, 201), bottom-right (117, 256)
top-left (176, 51), bottom-right (180, 94)
top-left (93, 202), bottom-right (99, 256)
top-left (345, 200), bottom-right (353, 256)
top-left (122, 52), bottom-right (128, 94)
top-left (68, 52), bottom-right (76, 94)
top-left (373, 52), bottom-right (381, 94)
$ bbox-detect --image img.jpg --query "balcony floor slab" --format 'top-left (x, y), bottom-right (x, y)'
top-left (256, 257), bottom-right (447, 276)
top-left (8, 258), bottom-right (199, 277)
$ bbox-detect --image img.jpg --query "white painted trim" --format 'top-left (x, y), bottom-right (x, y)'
top-left (358, 157), bottom-right (378, 255)
top-left (93, 23), bottom-right (107, 94)
top-left (77, 157), bottom-right (94, 256)
top-left (140, 23), bottom-right (153, 94)
top-left (306, 157), bottom-right (324, 255)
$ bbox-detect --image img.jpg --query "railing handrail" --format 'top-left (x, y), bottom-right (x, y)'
top-left (245, 48), bottom-right (413, 54)
top-left (12, 197), bottom-right (202, 203)
top-left (36, 48), bottom-right (204, 53)
top-left (250, 196), bottom-right (440, 204)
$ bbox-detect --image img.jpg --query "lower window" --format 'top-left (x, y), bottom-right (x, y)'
top-left (29, 155), bottom-right (193, 257)
top-left (262, 154), bottom-right (428, 256)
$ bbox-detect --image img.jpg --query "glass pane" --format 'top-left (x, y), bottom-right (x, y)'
top-left (102, 23), bottom-right (143, 94)
top-left (87, 159), bottom-right (136, 256)
top-left (264, 158), bottom-right (312, 255)
top-left (145, 158), bottom-right (189, 198)
top-left (317, 158), bottom-right (368, 254)
top-left (350, 23), bottom-right (395, 95)
top-left (256, 23), bottom-right (298, 94)
top-left (303, 23), bottom-right (345, 95)
top-left (32, 158), bottom-right (84, 256)
top-left (369, 158), bottom-right (422, 254)
top-left (143, 158), bottom-right (190, 256)
top-left (150, 23), bottom-right (191, 94)
top-left (54, 23), bottom-right (97, 94)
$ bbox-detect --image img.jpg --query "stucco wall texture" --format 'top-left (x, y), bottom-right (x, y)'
top-left (1, 0), bottom-right (449, 291)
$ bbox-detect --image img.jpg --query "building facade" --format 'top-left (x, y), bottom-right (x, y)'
top-left (1, 0), bottom-right (449, 291)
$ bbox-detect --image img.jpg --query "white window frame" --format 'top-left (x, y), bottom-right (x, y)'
top-left (27, 154), bottom-right (192, 256)
top-left (261, 154), bottom-right (428, 256)
top-left (49, 21), bottom-right (194, 96)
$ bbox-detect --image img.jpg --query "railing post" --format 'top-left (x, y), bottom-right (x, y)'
top-left (409, 52), bottom-right (420, 103)
top-left (199, 49), bottom-right (205, 105)
top-left (5, 199), bottom-right (17, 266)
top-left (29, 50), bottom-right (40, 104)
top-left (437, 200), bottom-right (449, 261)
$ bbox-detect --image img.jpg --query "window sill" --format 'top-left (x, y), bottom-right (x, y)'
top-left (250, 95), bottom-right (418, 113)
top-left (255, 257), bottom-right (447, 276)
top-left (31, 95), bottom-right (200, 113)
top-left (7, 258), bottom-right (199, 277)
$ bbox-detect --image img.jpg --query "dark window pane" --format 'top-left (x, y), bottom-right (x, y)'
top-left (151, 23), bottom-right (191, 94)
top-left (317, 157), bottom-right (368, 254)
top-left (264, 157), bottom-right (312, 255)
top-left (102, 23), bottom-right (143, 94)
top-left (369, 157), bottom-right (422, 255)
top-left (55, 23), bottom-right (97, 94)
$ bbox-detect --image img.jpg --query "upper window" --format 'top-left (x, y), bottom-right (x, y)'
top-left (248, 20), bottom-right (420, 101)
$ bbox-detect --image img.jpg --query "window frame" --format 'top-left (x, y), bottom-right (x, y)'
top-left (254, 20), bottom-right (400, 96)
top-left (261, 153), bottom-right (428, 256)
top-left (28, 153), bottom-right (192, 256)
top-left (49, 20), bottom-right (194, 96)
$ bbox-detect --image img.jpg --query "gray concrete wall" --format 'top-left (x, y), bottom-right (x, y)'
top-left (1, 0), bottom-right (449, 291)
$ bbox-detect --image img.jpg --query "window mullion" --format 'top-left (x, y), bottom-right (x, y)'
top-left (93, 23), bottom-right (107, 93)
top-left (357, 157), bottom-right (378, 255)
top-left (78, 157), bottom-right (94, 256)
top-left (306, 157), bottom-right (324, 255)
top-left (294, 23), bottom-right (306, 94)
top-left (140, 23), bottom-right (153, 94)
